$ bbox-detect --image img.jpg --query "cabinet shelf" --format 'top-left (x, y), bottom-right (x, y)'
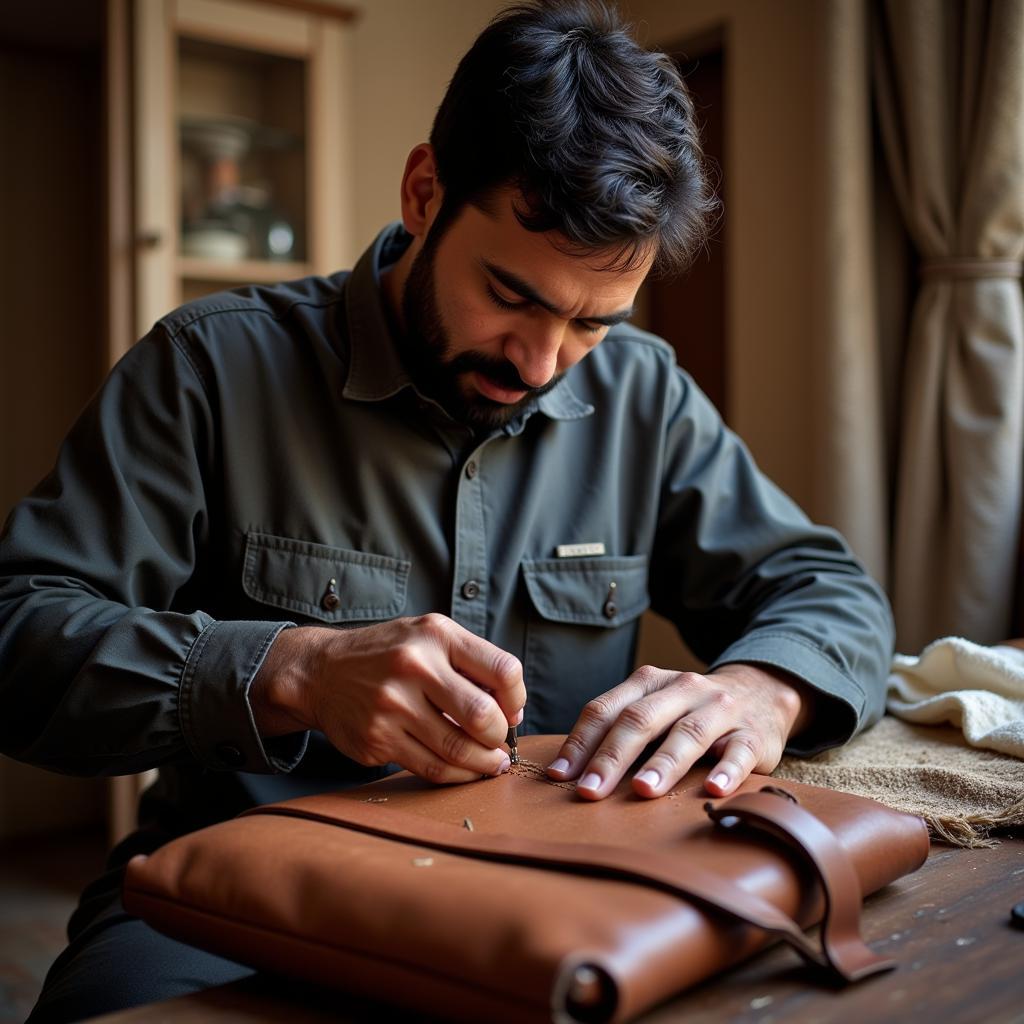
top-left (177, 256), bottom-right (310, 283)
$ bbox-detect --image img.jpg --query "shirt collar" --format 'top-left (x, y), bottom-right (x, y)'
top-left (342, 223), bottom-right (594, 423)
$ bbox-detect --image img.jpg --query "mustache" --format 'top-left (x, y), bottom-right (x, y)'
top-left (446, 353), bottom-right (540, 393)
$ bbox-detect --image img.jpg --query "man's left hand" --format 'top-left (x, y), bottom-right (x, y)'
top-left (545, 663), bottom-right (815, 799)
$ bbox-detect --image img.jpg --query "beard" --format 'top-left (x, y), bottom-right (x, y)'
top-left (398, 228), bottom-right (562, 430)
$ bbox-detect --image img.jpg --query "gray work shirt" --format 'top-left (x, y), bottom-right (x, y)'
top-left (0, 224), bottom-right (893, 833)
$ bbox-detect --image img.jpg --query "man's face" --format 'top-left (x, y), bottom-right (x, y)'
top-left (400, 190), bottom-right (653, 430)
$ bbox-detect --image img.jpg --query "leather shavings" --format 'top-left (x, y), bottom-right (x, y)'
top-left (509, 758), bottom-right (576, 791)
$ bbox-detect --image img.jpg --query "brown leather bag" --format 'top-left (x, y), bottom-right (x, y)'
top-left (123, 735), bottom-right (929, 1023)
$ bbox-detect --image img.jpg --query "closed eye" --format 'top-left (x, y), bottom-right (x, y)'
top-left (486, 283), bottom-right (526, 312)
top-left (488, 282), bottom-right (605, 334)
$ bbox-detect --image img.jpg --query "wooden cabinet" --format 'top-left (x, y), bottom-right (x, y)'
top-left (109, 0), bottom-right (356, 844)
top-left (129, 0), bottom-right (357, 350)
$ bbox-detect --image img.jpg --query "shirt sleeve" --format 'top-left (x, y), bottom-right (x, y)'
top-left (0, 327), bottom-right (308, 776)
top-left (650, 366), bottom-right (893, 756)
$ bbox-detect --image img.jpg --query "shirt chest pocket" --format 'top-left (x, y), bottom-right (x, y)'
top-left (522, 555), bottom-right (651, 626)
top-left (520, 555), bottom-right (650, 731)
top-left (242, 531), bottom-right (410, 625)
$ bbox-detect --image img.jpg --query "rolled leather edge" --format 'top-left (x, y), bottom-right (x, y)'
top-left (551, 956), bottom-right (619, 1024)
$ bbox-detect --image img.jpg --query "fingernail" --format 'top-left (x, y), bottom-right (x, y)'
top-left (711, 772), bottom-right (729, 789)
top-left (635, 769), bottom-right (660, 788)
top-left (513, 707), bottom-right (524, 726)
top-left (495, 755), bottom-right (511, 775)
top-left (548, 757), bottom-right (570, 774)
top-left (578, 772), bottom-right (602, 791)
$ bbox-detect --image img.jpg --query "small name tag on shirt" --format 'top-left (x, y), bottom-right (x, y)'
top-left (555, 542), bottom-right (606, 558)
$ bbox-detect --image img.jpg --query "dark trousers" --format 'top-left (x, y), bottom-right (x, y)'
top-left (27, 831), bottom-right (253, 1024)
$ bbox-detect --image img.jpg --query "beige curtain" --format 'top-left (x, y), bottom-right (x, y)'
top-left (872, 0), bottom-right (1024, 650)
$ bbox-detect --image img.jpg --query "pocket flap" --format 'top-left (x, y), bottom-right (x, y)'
top-left (243, 531), bottom-right (410, 624)
top-left (521, 555), bottom-right (649, 627)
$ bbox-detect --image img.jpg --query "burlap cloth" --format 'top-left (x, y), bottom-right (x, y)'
top-left (773, 715), bottom-right (1024, 848)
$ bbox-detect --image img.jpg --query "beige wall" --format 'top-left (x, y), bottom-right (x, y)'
top-left (349, 0), bottom-right (509, 252)
top-left (628, 1), bottom-right (829, 673)
top-left (628, 0), bottom-right (823, 509)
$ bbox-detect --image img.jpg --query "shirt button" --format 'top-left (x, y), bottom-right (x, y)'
top-left (461, 579), bottom-right (481, 600)
top-left (603, 599), bottom-right (618, 619)
top-left (465, 459), bottom-right (478, 480)
top-left (216, 743), bottom-right (245, 769)
top-left (321, 577), bottom-right (339, 611)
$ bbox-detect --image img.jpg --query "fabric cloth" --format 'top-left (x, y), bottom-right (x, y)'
top-left (0, 223), bottom-right (894, 838)
top-left (887, 636), bottom-right (1024, 757)
top-left (873, 0), bottom-right (1024, 649)
top-left (773, 715), bottom-right (1024, 848)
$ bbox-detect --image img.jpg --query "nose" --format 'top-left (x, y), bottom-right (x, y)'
top-left (502, 320), bottom-right (565, 389)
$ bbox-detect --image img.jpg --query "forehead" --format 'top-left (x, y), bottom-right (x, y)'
top-left (445, 190), bottom-right (653, 306)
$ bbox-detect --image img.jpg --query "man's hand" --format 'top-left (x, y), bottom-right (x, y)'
top-left (546, 663), bottom-right (815, 799)
top-left (251, 614), bottom-right (526, 784)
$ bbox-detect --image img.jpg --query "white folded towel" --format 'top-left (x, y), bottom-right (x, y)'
top-left (887, 636), bottom-right (1024, 759)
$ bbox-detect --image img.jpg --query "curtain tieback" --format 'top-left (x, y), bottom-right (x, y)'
top-left (919, 256), bottom-right (1023, 280)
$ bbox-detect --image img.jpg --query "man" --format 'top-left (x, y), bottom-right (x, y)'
top-left (1, 2), bottom-right (893, 1020)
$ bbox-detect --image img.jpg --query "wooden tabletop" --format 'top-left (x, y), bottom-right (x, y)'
top-left (92, 836), bottom-right (1024, 1024)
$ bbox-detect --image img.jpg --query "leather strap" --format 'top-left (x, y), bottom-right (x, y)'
top-left (705, 788), bottom-right (893, 980)
top-left (245, 787), bottom-right (892, 983)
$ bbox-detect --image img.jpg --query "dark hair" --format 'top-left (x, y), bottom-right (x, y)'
top-left (428, 0), bottom-right (718, 275)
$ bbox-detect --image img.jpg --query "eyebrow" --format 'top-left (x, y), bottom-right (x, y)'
top-left (481, 260), bottom-right (634, 327)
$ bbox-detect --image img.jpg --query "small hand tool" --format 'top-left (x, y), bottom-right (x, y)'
top-left (506, 725), bottom-right (519, 764)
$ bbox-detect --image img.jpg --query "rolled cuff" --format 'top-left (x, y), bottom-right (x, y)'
top-left (709, 631), bottom-right (872, 757)
top-left (180, 619), bottom-right (308, 773)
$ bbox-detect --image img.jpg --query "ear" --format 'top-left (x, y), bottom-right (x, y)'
top-left (398, 143), bottom-right (444, 240)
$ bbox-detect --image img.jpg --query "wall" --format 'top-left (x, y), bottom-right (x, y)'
top-left (626, 1), bottom-right (827, 671)
top-left (627, 0), bottom-right (823, 508)
top-left (349, 0), bottom-right (509, 251)
top-left (0, 35), bottom-right (109, 837)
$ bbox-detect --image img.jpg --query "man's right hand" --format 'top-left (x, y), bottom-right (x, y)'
top-left (250, 614), bottom-right (526, 784)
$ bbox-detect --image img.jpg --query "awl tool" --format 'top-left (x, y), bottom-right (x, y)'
top-left (506, 725), bottom-right (519, 764)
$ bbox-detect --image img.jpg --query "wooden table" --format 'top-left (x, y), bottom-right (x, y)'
top-left (93, 837), bottom-right (1024, 1024)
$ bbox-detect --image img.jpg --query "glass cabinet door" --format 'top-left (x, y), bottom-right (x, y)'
top-left (177, 35), bottom-right (309, 301)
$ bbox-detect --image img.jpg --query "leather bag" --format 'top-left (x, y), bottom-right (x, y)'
top-left (123, 735), bottom-right (930, 1023)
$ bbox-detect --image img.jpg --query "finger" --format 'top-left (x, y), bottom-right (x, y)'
top-left (703, 730), bottom-right (767, 796)
top-left (410, 696), bottom-right (511, 776)
top-left (570, 683), bottom-right (700, 800)
top-left (628, 694), bottom-right (739, 798)
top-left (435, 617), bottom-right (527, 722)
top-left (546, 666), bottom-right (674, 783)
top-left (399, 730), bottom-right (505, 786)
top-left (425, 668), bottom-right (513, 749)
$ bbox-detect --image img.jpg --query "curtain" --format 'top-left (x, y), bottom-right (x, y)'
top-left (872, 0), bottom-right (1024, 650)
